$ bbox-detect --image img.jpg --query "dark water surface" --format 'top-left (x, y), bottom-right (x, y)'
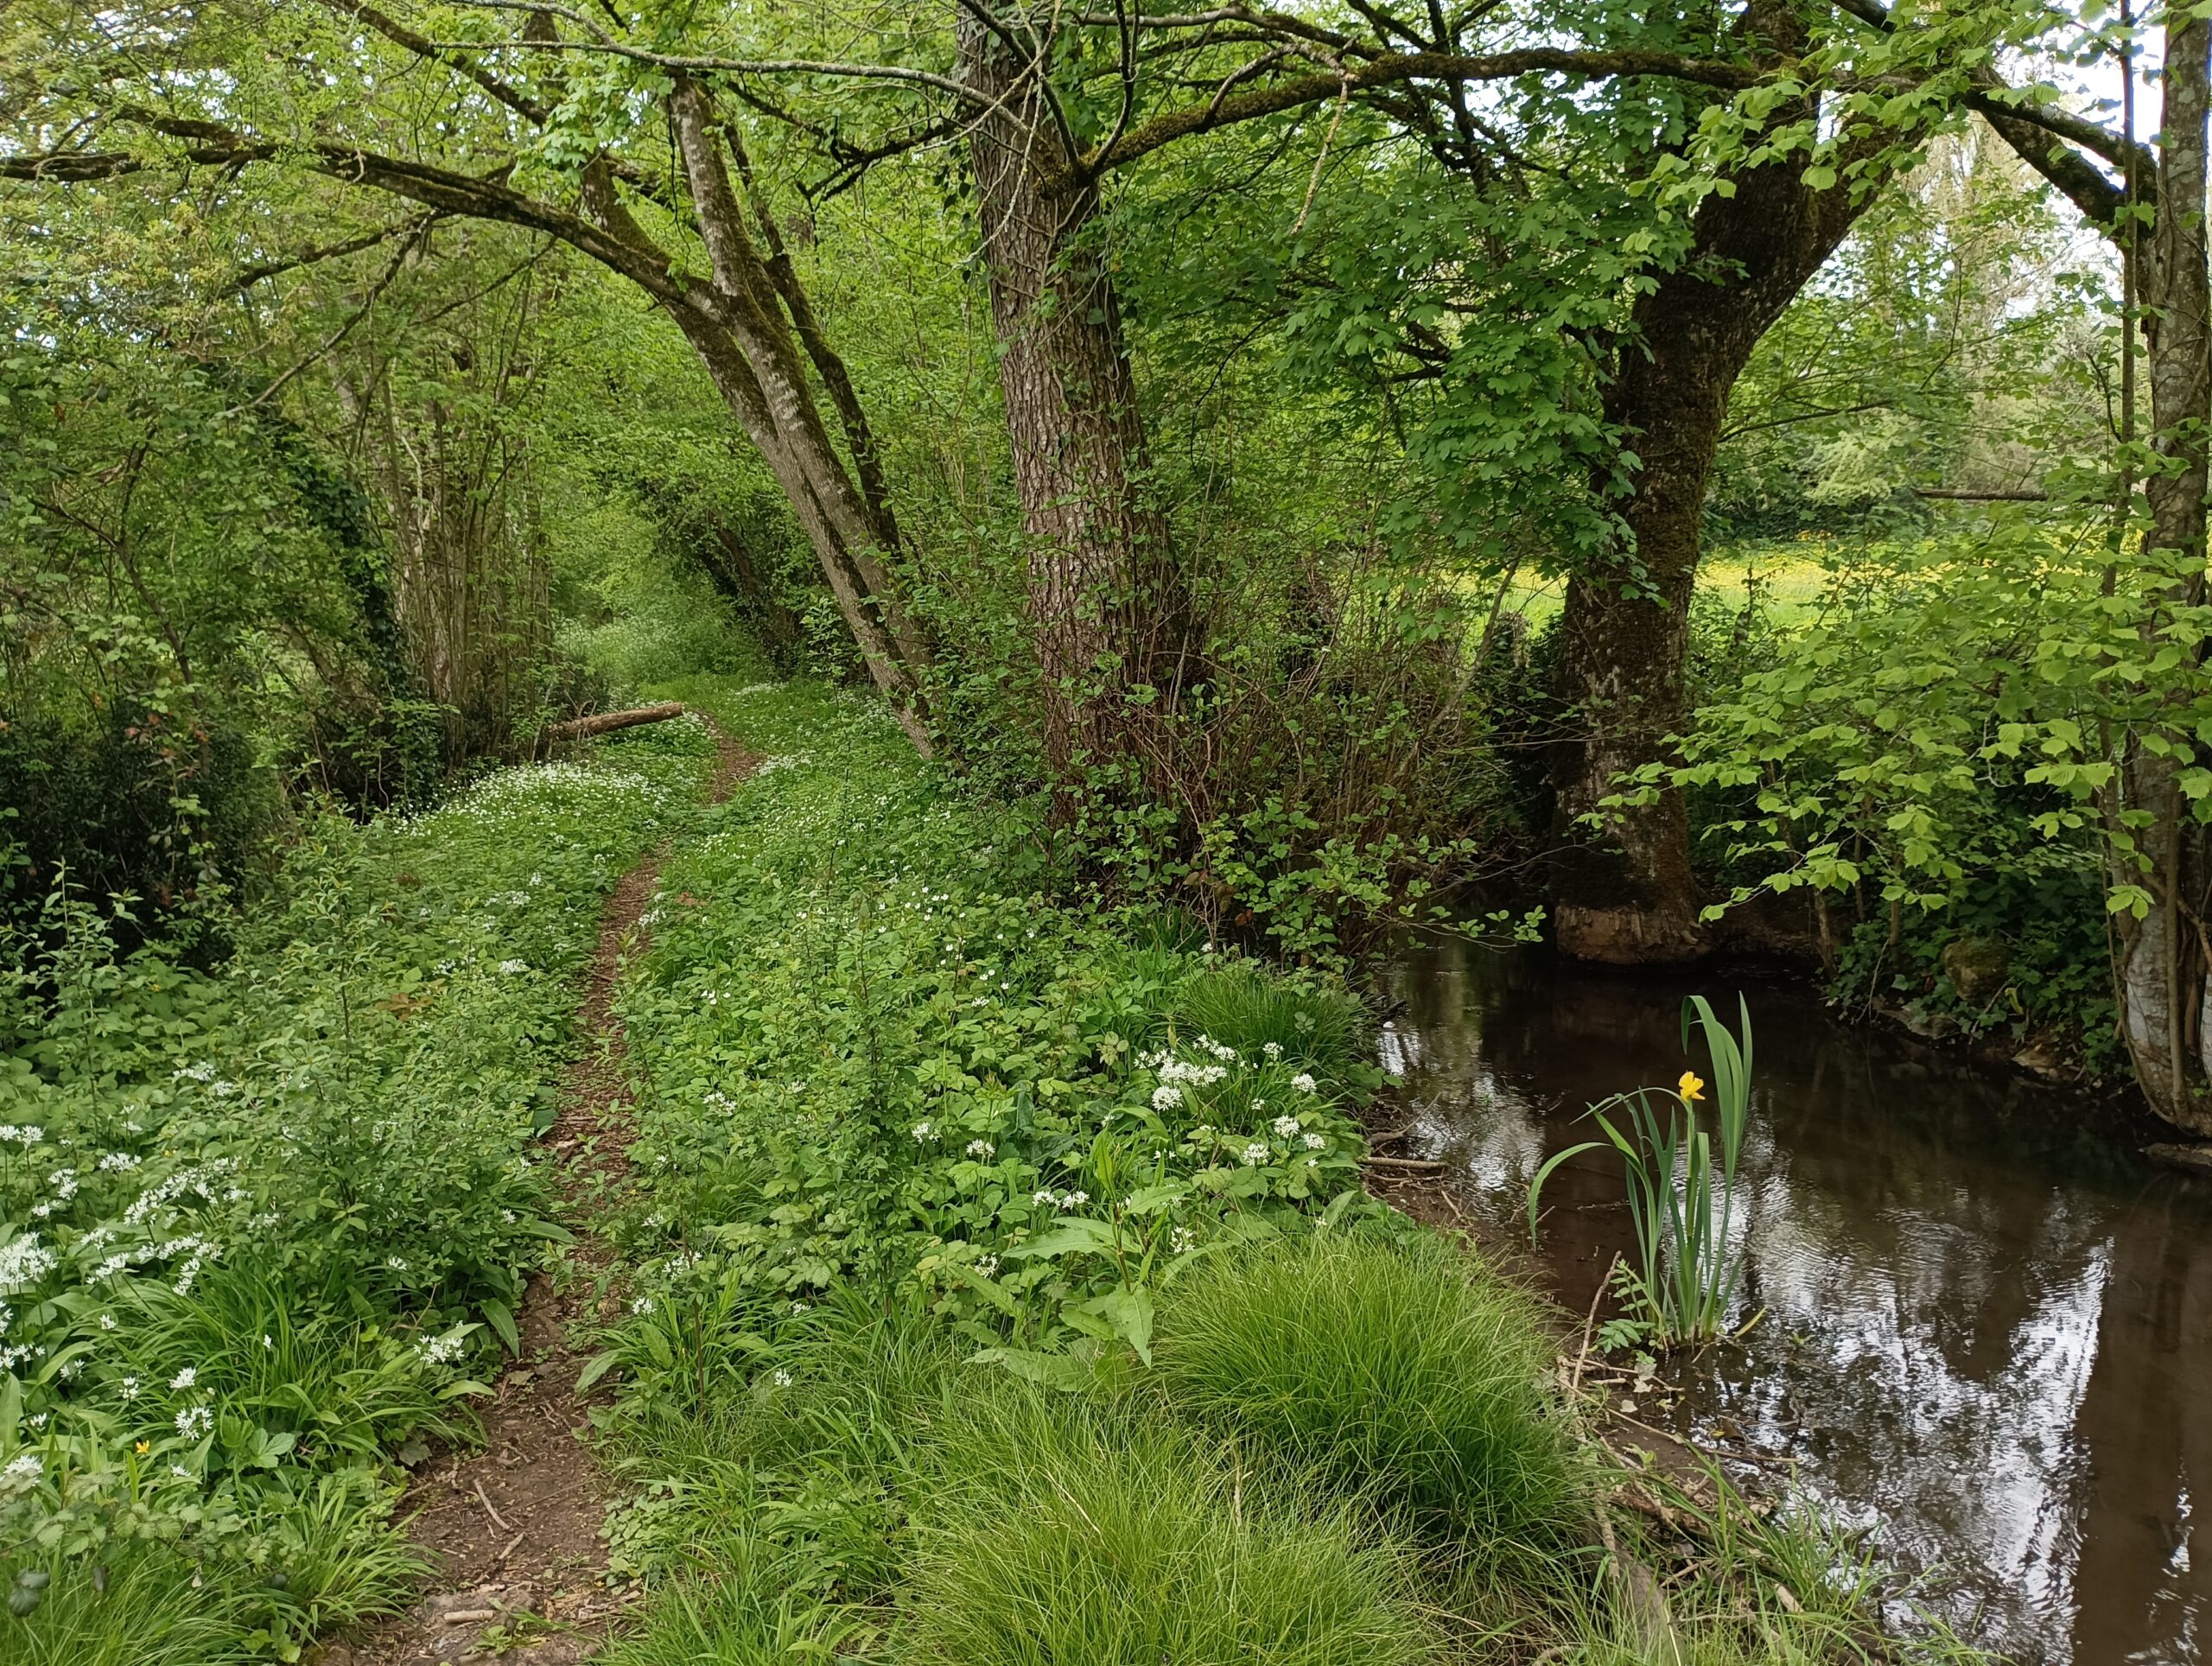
top-left (1379, 936), bottom-right (2212, 1664)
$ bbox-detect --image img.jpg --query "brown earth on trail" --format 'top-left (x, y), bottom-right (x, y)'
top-left (320, 728), bottom-right (755, 1666)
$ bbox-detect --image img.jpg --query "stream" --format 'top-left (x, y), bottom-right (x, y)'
top-left (1379, 935), bottom-right (2212, 1664)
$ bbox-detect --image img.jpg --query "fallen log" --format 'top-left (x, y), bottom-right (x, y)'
top-left (542, 702), bottom-right (686, 744)
top-left (2145, 1142), bottom-right (2212, 1179)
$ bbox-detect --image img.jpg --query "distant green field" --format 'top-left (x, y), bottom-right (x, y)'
top-left (1496, 540), bottom-right (1836, 626)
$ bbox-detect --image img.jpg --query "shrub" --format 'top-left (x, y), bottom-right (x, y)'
top-left (1153, 1231), bottom-right (1584, 1555)
top-left (897, 1385), bottom-right (1435, 1666)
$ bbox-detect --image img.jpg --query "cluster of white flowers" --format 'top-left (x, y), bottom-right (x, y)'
top-left (174, 1405), bottom-right (213, 1441)
top-left (124, 1159), bottom-right (238, 1225)
top-left (169, 1366), bottom-right (197, 1389)
top-left (0, 1236), bottom-right (56, 1296)
top-left (963, 1139), bottom-right (995, 1160)
top-left (0, 1126), bottom-right (43, 1146)
top-left (417, 1328), bottom-right (467, 1367)
top-left (1151, 1085), bottom-right (1183, 1112)
top-left (1, 1454), bottom-right (40, 1490)
top-left (631, 1295), bottom-right (655, 1315)
top-left (770, 1368), bottom-right (794, 1388)
top-left (1262, 1041), bottom-right (1283, 1060)
top-left (1240, 1142), bottom-right (1271, 1167)
top-left (912, 1122), bottom-right (936, 1142)
top-left (1290, 1072), bottom-right (1319, 1094)
top-left (1270, 1115), bottom-right (1301, 1139)
top-left (1170, 1225), bottom-right (1198, 1255)
top-left (1031, 1187), bottom-right (1090, 1211)
top-left (119, 1376), bottom-right (140, 1400)
top-left (1150, 1054), bottom-right (1230, 1089)
top-left (98, 1152), bottom-right (141, 1173)
top-left (1303, 1132), bottom-right (1327, 1151)
top-left (973, 1255), bottom-right (999, 1277)
top-left (498, 958), bottom-right (531, 975)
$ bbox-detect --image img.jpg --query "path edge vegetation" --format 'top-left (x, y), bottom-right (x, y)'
top-left (570, 670), bottom-right (1994, 1666)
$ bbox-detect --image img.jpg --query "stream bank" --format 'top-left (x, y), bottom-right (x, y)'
top-left (1378, 932), bottom-right (2212, 1664)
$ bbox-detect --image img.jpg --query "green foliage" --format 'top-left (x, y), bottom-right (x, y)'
top-left (1631, 531), bottom-right (2184, 1071)
top-left (0, 1539), bottom-right (253, 1665)
top-left (1153, 1230), bottom-right (1583, 1559)
top-left (610, 679), bottom-right (1386, 1374)
top-left (0, 717), bottom-right (712, 1656)
top-left (588, 676), bottom-right (1977, 1666)
top-left (599, 1537), bottom-right (870, 1666)
top-left (897, 1385), bottom-right (1436, 1666)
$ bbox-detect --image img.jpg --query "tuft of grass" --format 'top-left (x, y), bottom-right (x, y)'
top-left (0, 1542), bottom-right (250, 1665)
top-left (896, 1385), bottom-right (1435, 1666)
top-left (1175, 962), bottom-right (1365, 1079)
top-left (598, 1527), bottom-right (872, 1666)
top-left (601, 1285), bottom-right (963, 1603)
top-left (1153, 1230), bottom-right (1586, 1556)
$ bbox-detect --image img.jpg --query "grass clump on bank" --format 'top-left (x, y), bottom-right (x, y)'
top-left (1154, 1230), bottom-right (1584, 1553)
top-left (0, 717), bottom-right (714, 1660)
top-left (900, 1386), bottom-right (1435, 1666)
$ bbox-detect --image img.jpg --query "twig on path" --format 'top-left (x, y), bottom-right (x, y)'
top-left (474, 1479), bottom-right (513, 1533)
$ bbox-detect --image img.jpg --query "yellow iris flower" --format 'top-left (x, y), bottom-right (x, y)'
top-left (1678, 1071), bottom-right (1706, 1103)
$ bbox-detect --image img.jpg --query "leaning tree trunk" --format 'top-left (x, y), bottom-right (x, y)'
top-left (1552, 67), bottom-right (1874, 963)
top-left (577, 102), bottom-right (940, 755)
top-left (2113, 13), bottom-right (2212, 1134)
top-left (958, 9), bottom-right (1200, 782)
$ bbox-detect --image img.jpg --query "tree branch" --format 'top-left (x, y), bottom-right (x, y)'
top-left (1088, 47), bottom-right (1758, 174)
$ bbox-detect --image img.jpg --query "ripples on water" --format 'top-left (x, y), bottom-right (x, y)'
top-left (1379, 936), bottom-right (2212, 1665)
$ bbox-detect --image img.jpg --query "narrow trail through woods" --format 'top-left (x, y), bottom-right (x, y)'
top-left (328, 726), bottom-right (757, 1666)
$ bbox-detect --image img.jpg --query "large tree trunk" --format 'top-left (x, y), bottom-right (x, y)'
top-left (957, 8), bottom-right (1200, 779)
top-left (1552, 43), bottom-right (1870, 963)
top-left (2113, 15), bottom-right (2212, 1133)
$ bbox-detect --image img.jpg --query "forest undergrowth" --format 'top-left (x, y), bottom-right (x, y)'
top-left (579, 673), bottom-right (1991, 1666)
top-left (0, 657), bottom-right (1991, 1665)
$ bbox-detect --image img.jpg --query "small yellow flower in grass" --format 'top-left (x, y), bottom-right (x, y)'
top-left (1678, 1071), bottom-right (1706, 1103)
top-left (134, 1441), bottom-right (149, 1456)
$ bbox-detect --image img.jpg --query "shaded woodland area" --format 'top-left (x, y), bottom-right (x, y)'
top-left (9, 3), bottom-right (2212, 1660)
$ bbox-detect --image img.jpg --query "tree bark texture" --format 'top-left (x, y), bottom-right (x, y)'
top-left (2113, 15), bottom-right (2212, 1134)
top-left (653, 87), bottom-right (940, 750)
top-left (958, 9), bottom-right (1201, 779)
top-left (1552, 17), bottom-right (1872, 963)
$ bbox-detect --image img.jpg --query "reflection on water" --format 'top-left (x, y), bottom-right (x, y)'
top-left (1381, 936), bottom-right (2212, 1665)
